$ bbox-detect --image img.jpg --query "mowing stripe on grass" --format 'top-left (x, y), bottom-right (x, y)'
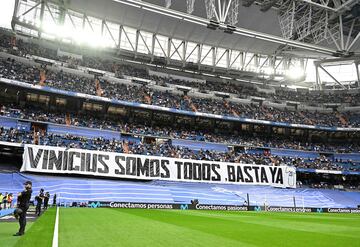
top-left (117, 209), bottom-right (360, 247)
top-left (52, 207), bottom-right (59, 247)
top-left (14, 207), bottom-right (56, 247)
top-left (0, 222), bottom-right (33, 247)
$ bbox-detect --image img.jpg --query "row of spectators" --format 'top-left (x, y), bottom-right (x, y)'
top-left (0, 192), bottom-right (14, 210)
top-left (0, 127), bottom-right (358, 172)
top-left (1, 104), bottom-right (359, 153)
top-left (163, 79), bottom-right (360, 106)
top-left (271, 90), bottom-right (359, 106)
top-left (1, 57), bottom-right (359, 127)
top-left (158, 79), bottom-right (360, 106)
top-left (1, 33), bottom-right (360, 106)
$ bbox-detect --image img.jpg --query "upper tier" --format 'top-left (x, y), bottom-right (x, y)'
top-left (0, 52), bottom-right (359, 130)
top-left (1, 32), bottom-right (360, 106)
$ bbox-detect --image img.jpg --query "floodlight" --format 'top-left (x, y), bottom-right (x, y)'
top-left (285, 67), bottom-right (306, 81)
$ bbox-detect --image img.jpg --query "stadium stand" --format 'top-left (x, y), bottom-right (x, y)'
top-left (0, 34), bottom-right (360, 128)
top-left (1, 32), bottom-right (360, 106)
top-left (0, 19), bottom-right (359, 212)
top-left (1, 124), bottom-right (360, 172)
top-left (1, 103), bottom-right (360, 152)
top-left (0, 1), bottom-right (360, 246)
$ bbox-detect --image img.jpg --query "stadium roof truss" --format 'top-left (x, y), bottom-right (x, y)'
top-left (313, 56), bottom-right (360, 89)
top-left (275, 0), bottom-right (360, 53)
top-left (11, 0), bottom-right (307, 82)
top-left (9, 0), bottom-right (360, 90)
top-left (117, 0), bottom-right (359, 56)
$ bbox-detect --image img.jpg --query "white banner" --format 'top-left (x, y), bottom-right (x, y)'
top-left (21, 145), bottom-right (296, 188)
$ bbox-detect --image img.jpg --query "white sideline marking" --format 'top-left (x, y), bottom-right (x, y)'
top-left (52, 207), bottom-right (59, 247)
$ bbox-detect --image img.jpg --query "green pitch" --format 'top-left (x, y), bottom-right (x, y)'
top-left (1, 208), bottom-right (360, 247)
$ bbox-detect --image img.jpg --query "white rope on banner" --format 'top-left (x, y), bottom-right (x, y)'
top-left (52, 207), bottom-right (59, 247)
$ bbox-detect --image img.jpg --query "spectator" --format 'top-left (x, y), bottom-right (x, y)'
top-left (2, 192), bottom-right (8, 209)
top-left (43, 192), bottom-right (50, 210)
top-left (7, 193), bottom-right (13, 208)
top-left (53, 193), bottom-right (57, 206)
top-left (0, 193), bottom-right (3, 210)
top-left (35, 189), bottom-right (44, 216)
top-left (0, 57), bottom-right (359, 128)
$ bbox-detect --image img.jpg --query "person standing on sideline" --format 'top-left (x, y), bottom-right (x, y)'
top-left (43, 192), bottom-right (50, 209)
top-left (0, 193), bottom-right (3, 210)
top-left (53, 193), bottom-right (57, 206)
top-left (7, 193), bottom-right (13, 208)
top-left (35, 189), bottom-right (44, 216)
top-left (3, 192), bottom-right (8, 209)
top-left (13, 181), bottom-right (32, 236)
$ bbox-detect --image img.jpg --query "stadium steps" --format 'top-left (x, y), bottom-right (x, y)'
top-left (298, 111), bottom-right (313, 125)
top-left (122, 142), bottom-right (129, 153)
top-left (336, 112), bottom-right (348, 126)
top-left (144, 93), bottom-right (152, 104)
top-left (184, 95), bottom-right (197, 112)
top-left (223, 101), bottom-right (239, 117)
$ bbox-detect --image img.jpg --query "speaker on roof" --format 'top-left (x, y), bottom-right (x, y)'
top-left (224, 25), bottom-right (236, 34)
top-left (207, 20), bottom-right (219, 30)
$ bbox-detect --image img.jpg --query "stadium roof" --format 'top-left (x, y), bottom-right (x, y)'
top-left (61, 0), bottom-right (359, 58)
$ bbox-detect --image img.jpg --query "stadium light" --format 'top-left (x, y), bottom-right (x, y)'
top-left (77, 32), bottom-right (107, 48)
top-left (43, 21), bottom-right (108, 48)
top-left (263, 67), bottom-right (274, 75)
top-left (42, 22), bottom-right (59, 36)
top-left (285, 67), bottom-right (306, 80)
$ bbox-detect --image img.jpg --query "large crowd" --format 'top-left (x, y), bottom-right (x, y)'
top-left (1, 104), bottom-right (360, 153)
top-left (0, 127), bottom-right (359, 172)
top-left (1, 33), bottom-right (360, 107)
top-left (0, 33), bottom-right (360, 172)
top-left (1, 57), bottom-right (359, 127)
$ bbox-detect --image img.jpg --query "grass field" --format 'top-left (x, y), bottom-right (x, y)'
top-left (1, 208), bottom-right (360, 247)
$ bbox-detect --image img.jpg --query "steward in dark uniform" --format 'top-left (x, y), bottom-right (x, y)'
top-left (35, 189), bottom-right (44, 216)
top-left (43, 192), bottom-right (50, 209)
top-left (14, 181), bottom-right (32, 236)
top-left (53, 194), bottom-right (57, 206)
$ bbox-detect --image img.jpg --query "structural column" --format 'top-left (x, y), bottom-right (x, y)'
top-left (38, 0), bottom-right (46, 38)
top-left (355, 62), bottom-right (360, 88)
top-left (315, 64), bottom-right (321, 90)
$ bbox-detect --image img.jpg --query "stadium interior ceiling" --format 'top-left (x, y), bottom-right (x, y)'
top-left (8, 0), bottom-right (360, 89)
